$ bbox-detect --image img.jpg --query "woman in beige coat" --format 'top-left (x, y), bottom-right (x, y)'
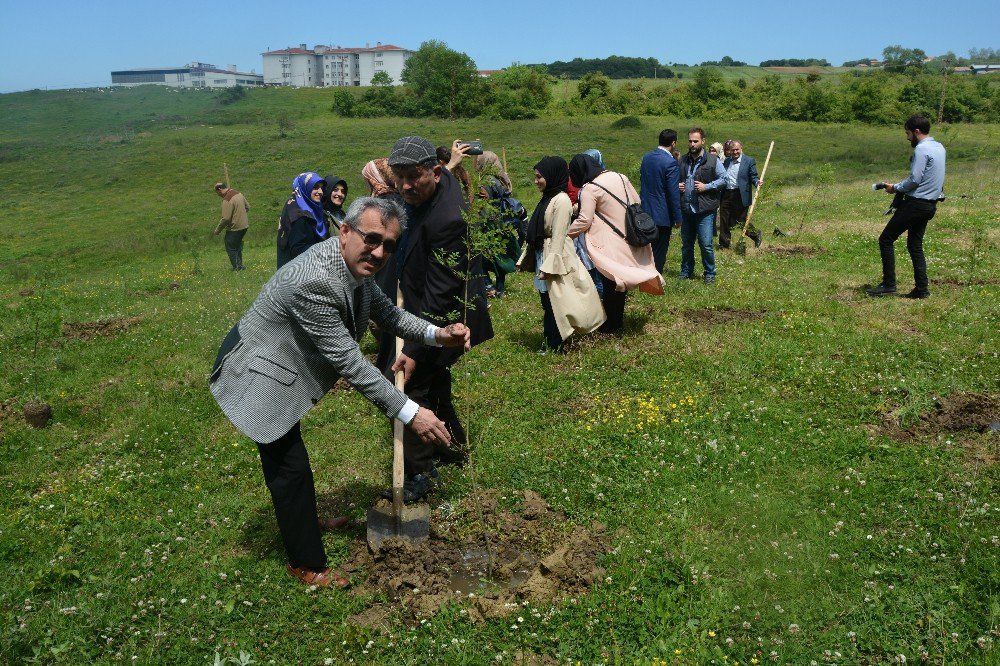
top-left (518, 156), bottom-right (605, 353)
top-left (568, 154), bottom-right (664, 333)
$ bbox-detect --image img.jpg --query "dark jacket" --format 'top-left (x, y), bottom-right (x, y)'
top-left (679, 152), bottom-right (722, 213)
top-left (398, 169), bottom-right (494, 366)
top-left (640, 148), bottom-right (683, 228)
top-left (276, 200), bottom-right (327, 268)
top-left (722, 155), bottom-right (760, 208)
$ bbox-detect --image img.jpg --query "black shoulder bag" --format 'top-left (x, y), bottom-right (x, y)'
top-left (589, 175), bottom-right (658, 247)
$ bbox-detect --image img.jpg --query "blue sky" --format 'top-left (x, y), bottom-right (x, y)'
top-left (1, 0), bottom-right (996, 93)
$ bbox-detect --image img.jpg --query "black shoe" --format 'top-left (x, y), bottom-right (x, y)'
top-left (750, 231), bottom-right (763, 248)
top-left (865, 283), bottom-right (897, 297)
top-left (901, 289), bottom-right (930, 299)
top-left (380, 467), bottom-right (439, 503)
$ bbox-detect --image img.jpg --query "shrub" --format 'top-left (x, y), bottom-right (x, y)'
top-left (610, 115), bottom-right (642, 129)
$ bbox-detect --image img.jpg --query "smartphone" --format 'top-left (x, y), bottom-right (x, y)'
top-left (459, 139), bottom-right (483, 155)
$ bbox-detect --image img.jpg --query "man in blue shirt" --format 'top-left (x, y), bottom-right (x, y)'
top-left (867, 115), bottom-right (946, 299)
top-left (678, 127), bottom-right (727, 283)
top-left (640, 129), bottom-right (684, 273)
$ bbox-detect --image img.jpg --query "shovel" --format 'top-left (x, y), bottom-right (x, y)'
top-left (735, 141), bottom-right (774, 257)
top-left (366, 291), bottom-right (430, 551)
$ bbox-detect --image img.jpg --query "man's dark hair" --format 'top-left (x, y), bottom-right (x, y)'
top-left (688, 127), bottom-right (706, 139)
top-left (658, 129), bottom-right (678, 148)
top-left (904, 114), bottom-right (931, 135)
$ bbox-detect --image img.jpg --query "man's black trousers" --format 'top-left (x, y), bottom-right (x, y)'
top-left (402, 362), bottom-right (465, 475)
top-left (878, 198), bottom-right (936, 293)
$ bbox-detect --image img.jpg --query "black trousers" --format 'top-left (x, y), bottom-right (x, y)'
top-left (539, 291), bottom-right (562, 351)
top-left (256, 423), bottom-right (326, 571)
top-left (879, 198), bottom-right (935, 293)
top-left (598, 273), bottom-right (627, 333)
top-left (402, 362), bottom-right (465, 475)
top-left (718, 190), bottom-right (757, 248)
top-left (224, 229), bottom-right (247, 269)
top-left (651, 225), bottom-right (673, 274)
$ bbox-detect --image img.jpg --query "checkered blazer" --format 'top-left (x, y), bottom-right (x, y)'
top-left (210, 238), bottom-right (430, 444)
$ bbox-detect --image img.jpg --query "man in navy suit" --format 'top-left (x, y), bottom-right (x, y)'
top-left (719, 140), bottom-right (763, 249)
top-left (640, 129), bottom-right (684, 273)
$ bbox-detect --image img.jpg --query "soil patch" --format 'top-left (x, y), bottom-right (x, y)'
top-left (930, 276), bottom-right (999, 287)
top-left (23, 402), bottom-right (52, 428)
top-left (342, 489), bottom-right (608, 628)
top-left (63, 315), bottom-right (142, 341)
top-left (680, 307), bottom-right (766, 325)
top-left (882, 392), bottom-right (1000, 443)
top-left (767, 245), bottom-right (827, 257)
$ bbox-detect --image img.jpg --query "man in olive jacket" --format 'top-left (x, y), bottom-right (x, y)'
top-left (214, 183), bottom-right (250, 270)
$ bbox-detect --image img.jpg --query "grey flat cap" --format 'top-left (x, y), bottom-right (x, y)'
top-left (388, 136), bottom-right (437, 167)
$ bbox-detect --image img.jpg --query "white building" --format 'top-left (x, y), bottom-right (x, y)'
top-left (261, 43), bottom-right (412, 86)
top-left (111, 63), bottom-right (263, 88)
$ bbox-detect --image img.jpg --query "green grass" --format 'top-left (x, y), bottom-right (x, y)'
top-left (1, 86), bottom-right (998, 664)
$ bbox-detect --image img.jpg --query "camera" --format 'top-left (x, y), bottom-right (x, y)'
top-left (459, 139), bottom-right (483, 156)
top-left (872, 182), bottom-right (888, 191)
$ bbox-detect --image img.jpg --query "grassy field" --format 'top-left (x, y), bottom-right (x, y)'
top-left (1, 86), bottom-right (998, 665)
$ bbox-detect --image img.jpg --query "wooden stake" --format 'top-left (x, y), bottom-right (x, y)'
top-left (223, 163), bottom-right (231, 188)
top-left (501, 147), bottom-right (508, 178)
top-left (741, 141), bottom-right (775, 238)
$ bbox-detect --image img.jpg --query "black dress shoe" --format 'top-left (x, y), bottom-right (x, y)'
top-left (750, 230), bottom-right (763, 248)
top-left (865, 284), bottom-right (897, 297)
top-left (379, 467), bottom-right (439, 503)
top-left (901, 289), bottom-right (930, 299)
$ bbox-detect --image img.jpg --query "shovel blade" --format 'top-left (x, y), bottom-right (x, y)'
top-left (366, 503), bottom-right (430, 552)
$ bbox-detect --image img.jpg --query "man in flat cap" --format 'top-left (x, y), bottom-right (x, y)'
top-left (385, 135), bottom-right (494, 503)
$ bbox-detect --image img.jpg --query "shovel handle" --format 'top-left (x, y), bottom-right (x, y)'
top-left (742, 141), bottom-right (774, 237)
top-left (392, 290), bottom-right (405, 524)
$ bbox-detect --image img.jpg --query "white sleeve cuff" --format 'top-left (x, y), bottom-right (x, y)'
top-left (424, 325), bottom-right (442, 347)
top-left (395, 399), bottom-right (419, 425)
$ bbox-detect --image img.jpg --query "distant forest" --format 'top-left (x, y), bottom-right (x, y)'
top-left (538, 56), bottom-right (674, 80)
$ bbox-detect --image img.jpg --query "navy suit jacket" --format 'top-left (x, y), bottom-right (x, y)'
top-left (723, 155), bottom-right (760, 208)
top-left (640, 148), bottom-right (683, 228)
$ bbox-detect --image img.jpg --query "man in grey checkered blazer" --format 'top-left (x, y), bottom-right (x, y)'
top-left (210, 197), bottom-right (471, 588)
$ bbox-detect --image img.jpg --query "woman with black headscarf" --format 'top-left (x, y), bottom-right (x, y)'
top-left (276, 172), bottom-right (328, 269)
top-left (568, 154), bottom-right (663, 333)
top-left (321, 175), bottom-right (348, 231)
top-left (518, 157), bottom-right (605, 353)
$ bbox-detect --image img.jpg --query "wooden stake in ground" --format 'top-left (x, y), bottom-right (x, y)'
top-left (223, 163), bottom-right (231, 189)
top-left (735, 141), bottom-right (775, 255)
top-left (501, 147), bottom-right (508, 182)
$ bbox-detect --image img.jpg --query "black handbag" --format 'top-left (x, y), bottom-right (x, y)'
top-left (590, 175), bottom-right (658, 247)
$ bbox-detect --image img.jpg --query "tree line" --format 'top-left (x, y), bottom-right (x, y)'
top-left (328, 41), bottom-right (999, 124)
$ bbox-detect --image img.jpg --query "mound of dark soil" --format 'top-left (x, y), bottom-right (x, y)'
top-left (883, 392), bottom-right (999, 441)
top-left (342, 489), bottom-right (608, 628)
top-left (680, 307), bottom-right (765, 325)
top-left (63, 315), bottom-right (142, 340)
top-left (23, 402), bottom-right (52, 428)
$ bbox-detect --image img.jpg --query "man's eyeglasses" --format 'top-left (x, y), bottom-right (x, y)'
top-left (353, 228), bottom-right (397, 254)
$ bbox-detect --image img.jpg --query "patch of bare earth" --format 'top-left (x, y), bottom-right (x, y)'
top-left (63, 315), bottom-right (142, 340)
top-left (767, 245), bottom-right (827, 257)
top-left (880, 393), bottom-right (999, 463)
top-left (679, 306), bottom-right (766, 325)
top-left (341, 489), bottom-right (609, 629)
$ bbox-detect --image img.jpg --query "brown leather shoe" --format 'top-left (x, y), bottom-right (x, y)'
top-left (286, 563), bottom-right (349, 589)
top-left (317, 516), bottom-right (350, 531)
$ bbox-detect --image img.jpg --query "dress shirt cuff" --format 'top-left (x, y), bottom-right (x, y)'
top-left (425, 325), bottom-right (442, 347)
top-left (395, 399), bottom-right (419, 425)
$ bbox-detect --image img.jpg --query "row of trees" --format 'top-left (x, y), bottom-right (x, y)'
top-left (331, 41), bottom-right (552, 119)
top-left (541, 56), bottom-right (673, 79)
top-left (564, 69), bottom-right (998, 124)
top-left (760, 58), bottom-right (831, 67)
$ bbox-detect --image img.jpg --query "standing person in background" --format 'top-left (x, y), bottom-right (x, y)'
top-left (362, 159), bottom-right (398, 199)
top-left (321, 176), bottom-right (349, 233)
top-left (276, 172), bottom-right (328, 269)
top-left (518, 156), bottom-right (605, 353)
top-left (640, 129), bottom-right (683, 274)
top-left (866, 114), bottom-right (945, 299)
top-left (678, 128), bottom-right (726, 284)
top-left (566, 148), bottom-right (606, 297)
top-left (719, 140), bottom-right (763, 250)
top-left (214, 183), bottom-right (250, 271)
top-left (474, 150), bottom-right (513, 194)
top-left (568, 154), bottom-right (664, 334)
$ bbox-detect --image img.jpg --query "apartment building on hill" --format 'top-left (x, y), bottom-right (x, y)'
top-left (261, 43), bottom-right (412, 86)
top-left (111, 63), bottom-right (262, 88)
